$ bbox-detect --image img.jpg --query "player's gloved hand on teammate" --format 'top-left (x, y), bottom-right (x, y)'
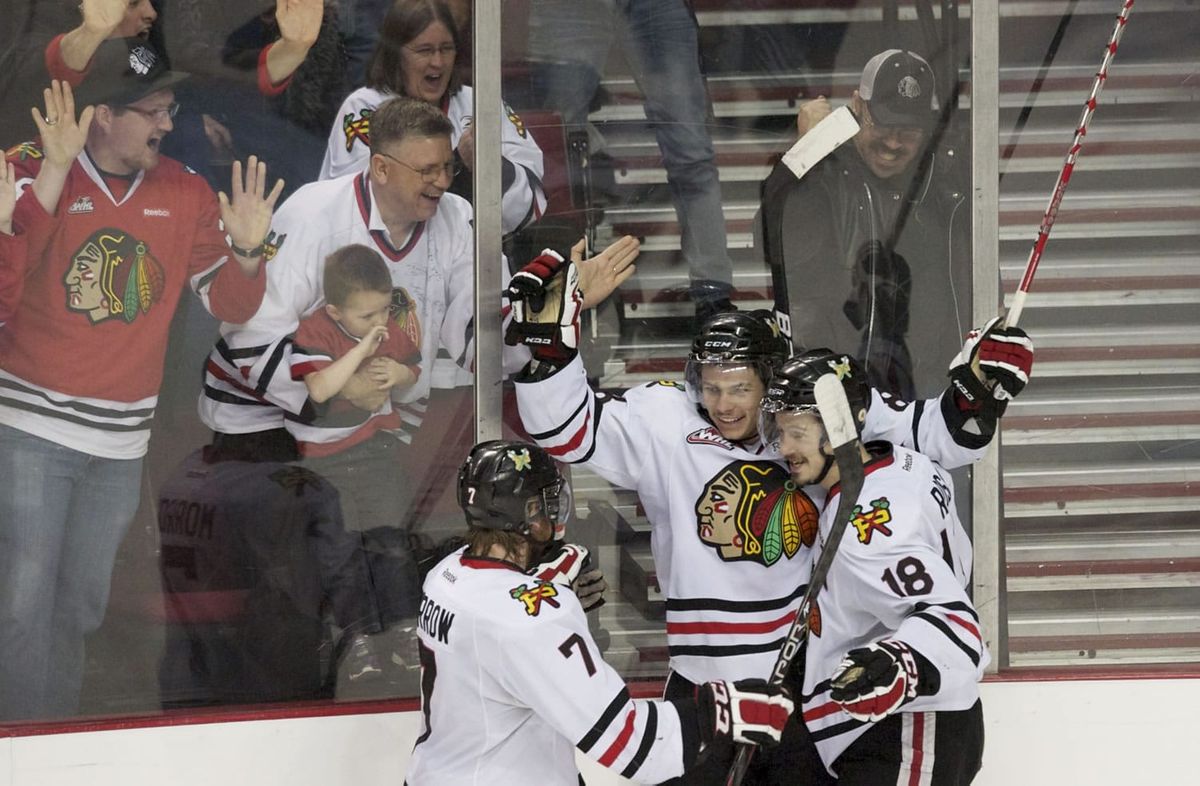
top-left (829, 639), bottom-right (931, 722)
top-left (948, 316), bottom-right (1035, 418)
top-left (504, 249), bottom-right (583, 368)
top-left (696, 679), bottom-right (793, 750)
top-left (529, 541), bottom-right (608, 611)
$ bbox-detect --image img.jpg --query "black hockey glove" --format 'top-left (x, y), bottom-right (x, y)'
top-left (528, 542), bottom-right (608, 611)
top-left (696, 679), bottom-right (793, 750)
top-left (829, 640), bottom-right (936, 722)
top-left (947, 316), bottom-right (1035, 419)
top-left (504, 249), bottom-right (583, 368)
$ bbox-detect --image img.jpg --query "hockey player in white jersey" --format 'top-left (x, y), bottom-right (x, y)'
top-left (406, 440), bottom-right (795, 785)
top-left (503, 258), bottom-right (1030, 783)
top-left (759, 348), bottom-right (1024, 783)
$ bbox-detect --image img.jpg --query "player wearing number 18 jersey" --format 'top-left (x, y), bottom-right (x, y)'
top-left (763, 352), bottom-right (987, 784)
top-left (406, 440), bottom-right (794, 785)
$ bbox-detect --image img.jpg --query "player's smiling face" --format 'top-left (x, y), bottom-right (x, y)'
top-left (699, 365), bottom-right (766, 443)
top-left (401, 21), bottom-right (456, 104)
top-left (374, 134), bottom-right (455, 227)
top-left (775, 411), bottom-right (834, 488)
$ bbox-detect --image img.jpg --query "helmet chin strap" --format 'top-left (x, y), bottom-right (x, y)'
top-left (812, 436), bottom-right (836, 485)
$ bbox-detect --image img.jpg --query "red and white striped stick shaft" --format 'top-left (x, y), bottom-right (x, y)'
top-left (1007, 0), bottom-right (1135, 327)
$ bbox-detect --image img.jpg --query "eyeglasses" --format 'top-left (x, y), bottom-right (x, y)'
top-left (404, 43), bottom-right (457, 62)
top-left (858, 104), bottom-right (926, 144)
top-left (123, 101), bottom-right (180, 121)
top-left (377, 151), bottom-right (461, 184)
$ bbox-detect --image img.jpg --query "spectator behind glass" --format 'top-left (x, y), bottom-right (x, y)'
top-left (526, 0), bottom-right (737, 323)
top-left (0, 39), bottom-right (282, 721)
top-left (157, 428), bottom-right (410, 706)
top-left (220, 0), bottom-right (346, 193)
top-left (757, 50), bottom-right (971, 399)
top-left (320, 0), bottom-right (546, 237)
top-left (286, 243), bottom-right (424, 631)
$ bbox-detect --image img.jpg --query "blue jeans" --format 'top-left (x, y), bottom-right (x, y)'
top-left (0, 425), bottom-right (143, 721)
top-left (529, 0), bottom-right (735, 299)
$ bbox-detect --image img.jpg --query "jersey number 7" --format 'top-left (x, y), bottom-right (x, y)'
top-left (559, 633), bottom-right (597, 676)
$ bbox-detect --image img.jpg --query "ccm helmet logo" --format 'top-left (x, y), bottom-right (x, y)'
top-left (525, 337), bottom-right (553, 345)
top-left (703, 338), bottom-right (735, 349)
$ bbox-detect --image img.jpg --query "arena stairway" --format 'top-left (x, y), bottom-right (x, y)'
top-left (504, 0), bottom-right (1200, 674)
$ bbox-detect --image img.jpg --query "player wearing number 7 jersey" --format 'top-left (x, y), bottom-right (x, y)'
top-left (406, 440), bottom-right (794, 785)
top-left (762, 351), bottom-right (986, 784)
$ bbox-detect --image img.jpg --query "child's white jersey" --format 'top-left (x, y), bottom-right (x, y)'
top-left (801, 443), bottom-right (988, 771)
top-left (514, 355), bottom-right (987, 686)
top-left (407, 548), bottom-right (691, 785)
top-left (320, 86), bottom-right (546, 235)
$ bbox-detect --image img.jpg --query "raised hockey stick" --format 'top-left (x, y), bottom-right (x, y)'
top-left (1006, 0), bottom-right (1134, 327)
top-left (725, 374), bottom-right (867, 786)
top-left (761, 106), bottom-right (861, 342)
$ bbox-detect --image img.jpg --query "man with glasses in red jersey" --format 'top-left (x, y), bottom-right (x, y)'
top-left (757, 50), bottom-right (972, 401)
top-left (0, 37), bottom-right (282, 720)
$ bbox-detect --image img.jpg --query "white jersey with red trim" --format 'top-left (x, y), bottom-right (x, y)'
top-left (801, 443), bottom-right (987, 772)
top-left (407, 548), bottom-right (693, 785)
top-left (514, 355), bottom-right (986, 686)
top-left (199, 172), bottom-right (523, 438)
top-left (320, 86), bottom-right (546, 235)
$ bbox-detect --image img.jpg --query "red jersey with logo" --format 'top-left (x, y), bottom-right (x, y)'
top-left (0, 142), bottom-right (266, 459)
top-left (287, 309), bottom-right (421, 457)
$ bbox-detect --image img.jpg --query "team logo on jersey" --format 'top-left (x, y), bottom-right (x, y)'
top-left (504, 103), bottom-right (527, 139)
top-left (262, 229), bottom-right (287, 261)
top-left (5, 141), bottom-right (42, 161)
top-left (807, 599), bottom-right (822, 637)
top-left (510, 580), bottom-right (560, 616)
top-left (695, 461), bottom-right (818, 566)
top-left (686, 426), bottom-right (735, 451)
top-left (649, 380), bottom-right (682, 390)
top-left (267, 466), bottom-right (326, 496)
top-left (64, 228), bottom-right (165, 324)
top-left (342, 108), bottom-right (373, 151)
top-left (851, 498), bottom-right (893, 545)
top-left (389, 286), bottom-right (422, 347)
top-left (67, 195), bottom-right (95, 215)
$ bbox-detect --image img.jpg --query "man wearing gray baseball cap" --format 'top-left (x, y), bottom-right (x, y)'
top-left (756, 49), bottom-right (970, 401)
top-left (0, 37), bottom-right (283, 721)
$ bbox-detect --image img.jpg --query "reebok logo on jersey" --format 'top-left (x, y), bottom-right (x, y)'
top-left (68, 195), bottom-right (94, 214)
top-left (851, 498), bottom-right (893, 545)
top-left (510, 580), bottom-right (559, 616)
top-left (143, 208), bottom-right (171, 218)
top-left (419, 596), bottom-right (455, 644)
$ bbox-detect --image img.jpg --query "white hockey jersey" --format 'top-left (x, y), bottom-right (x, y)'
top-left (407, 548), bottom-right (693, 785)
top-left (800, 443), bottom-right (988, 771)
top-left (514, 355), bottom-right (986, 686)
top-left (199, 172), bottom-right (523, 437)
top-left (320, 86), bottom-right (547, 235)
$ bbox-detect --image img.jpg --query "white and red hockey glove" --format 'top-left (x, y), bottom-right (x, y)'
top-left (697, 679), bottom-right (793, 749)
top-left (829, 640), bottom-right (924, 722)
top-left (948, 316), bottom-right (1034, 417)
top-left (504, 249), bottom-right (583, 367)
top-left (529, 542), bottom-right (607, 611)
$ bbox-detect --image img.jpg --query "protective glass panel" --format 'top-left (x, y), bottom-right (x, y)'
top-left (498, 0), bottom-right (976, 696)
top-left (997, 0), bottom-right (1200, 671)
top-left (0, 0), bottom-right (477, 725)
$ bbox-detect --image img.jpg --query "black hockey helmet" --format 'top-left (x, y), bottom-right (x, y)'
top-left (684, 310), bottom-right (792, 402)
top-left (760, 349), bottom-right (871, 445)
top-left (457, 440), bottom-right (571, 537)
